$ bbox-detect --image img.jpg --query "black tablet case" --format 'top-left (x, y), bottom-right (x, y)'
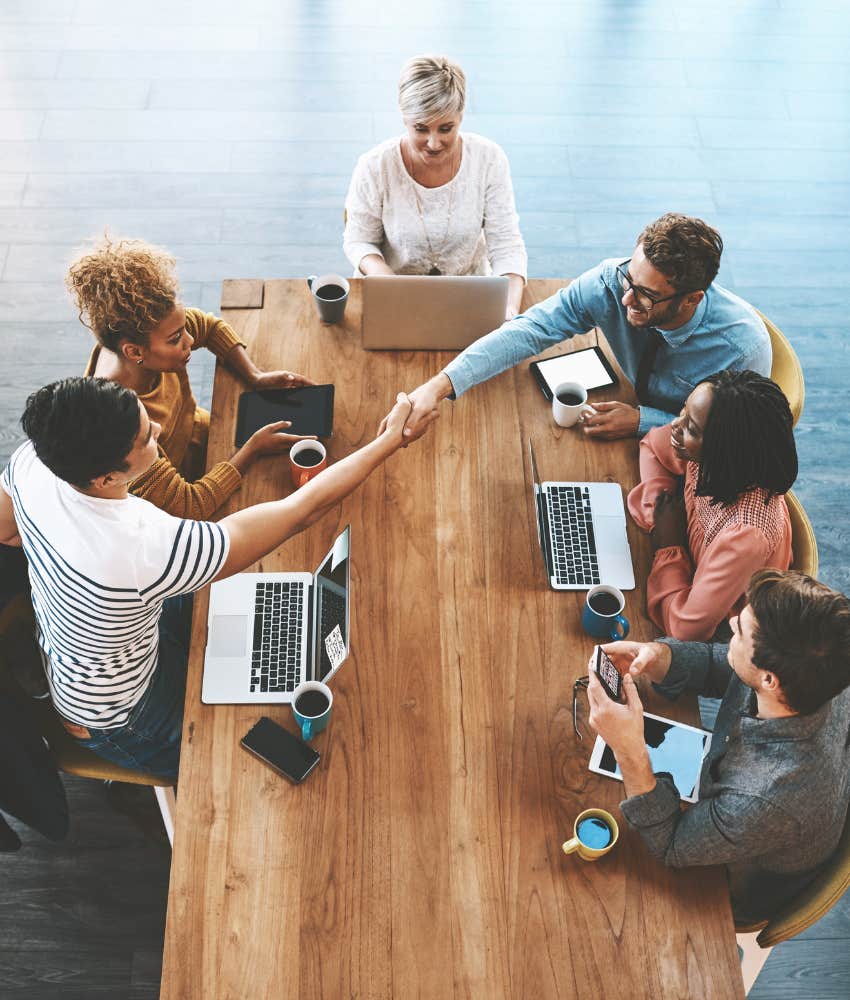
top-left (529, 347), bottom-right (619, 401)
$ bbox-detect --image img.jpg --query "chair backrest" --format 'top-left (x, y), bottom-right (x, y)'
top-left (758, 802), bottom-right (850, 947)
top-left (785, 490), bottom-right (818, 579)
top-left (757, 309), bottom-right (805, 427)
top-left (0, 594), bottom-right (170, 787)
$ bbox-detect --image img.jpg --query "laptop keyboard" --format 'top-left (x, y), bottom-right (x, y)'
top-left (548, 486), bottom-right (601, 587)
top-left (251, 581), bottom-right (304, 693)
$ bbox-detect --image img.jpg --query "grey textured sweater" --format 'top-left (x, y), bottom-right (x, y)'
top-left (620, 639), bottom-right (850, 923)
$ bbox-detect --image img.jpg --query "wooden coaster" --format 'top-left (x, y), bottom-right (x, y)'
top-left (220, 279), bottom-right (264, 310)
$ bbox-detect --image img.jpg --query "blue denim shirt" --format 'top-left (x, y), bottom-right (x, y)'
top-left (620, 639), bottom-right (850, 923)
top-left (443, 259), bottom-right (772, 436)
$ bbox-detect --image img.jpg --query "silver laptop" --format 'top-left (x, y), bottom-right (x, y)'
top-left (362, 274), bottom-right (508, 349)
top-left (201, 526), bottom-right (351, 704)
top-left (527, 441), bottom-right (635, 591)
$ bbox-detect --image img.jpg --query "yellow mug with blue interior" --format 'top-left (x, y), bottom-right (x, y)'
top-left (562, 808), bottom-right (619, 861)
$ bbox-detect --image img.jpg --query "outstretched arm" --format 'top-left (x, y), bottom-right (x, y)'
top-left (214, 394), bottom-right (412, 580)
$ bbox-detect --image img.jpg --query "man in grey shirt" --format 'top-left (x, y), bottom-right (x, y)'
top-left (587, 569), bottom-right (850, 924)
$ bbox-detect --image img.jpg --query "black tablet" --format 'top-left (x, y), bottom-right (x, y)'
top-left (235, 385), bottom-right (334, 447)
top-left (529, 346), bottom-right (619, 401)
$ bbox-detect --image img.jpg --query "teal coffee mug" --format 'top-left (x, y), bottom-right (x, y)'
top-left (582, 584), bottom-right (629, 641)
top-left (292, 680), bottom-right (333, 742)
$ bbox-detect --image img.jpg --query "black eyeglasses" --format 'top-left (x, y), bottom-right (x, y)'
top-left (572, 675), bottom-right (589, 740)
top-left (616, 259), bottom-right (696, 312)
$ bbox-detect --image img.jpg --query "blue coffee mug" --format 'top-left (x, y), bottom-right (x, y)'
top-left (582, 585), bottom-right (630, 641)
top-left (291, 681), bottom-right (333, 742)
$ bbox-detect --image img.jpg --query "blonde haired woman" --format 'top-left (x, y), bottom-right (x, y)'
top-left (344, 55), bottom-right (527, 319)
top-left (69, 236), bottom-right (315, 520)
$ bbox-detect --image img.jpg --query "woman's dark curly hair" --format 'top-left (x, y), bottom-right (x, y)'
top-left (695, 370), bottom-right (798, 506)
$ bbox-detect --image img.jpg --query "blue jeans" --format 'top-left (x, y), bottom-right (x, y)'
top-left (73, 594), bottom-right (193, 782)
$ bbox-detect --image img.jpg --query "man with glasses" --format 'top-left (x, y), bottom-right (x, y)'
top-left (399, 213), bottom-right (771, 441)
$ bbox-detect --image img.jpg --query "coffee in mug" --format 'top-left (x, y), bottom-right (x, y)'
top-left (552, 380), bottom-right (595, 428)
top-left (582, 584), bottom-right (630, 641)
top-left (292, 447), bottom-right (324, 468)
top-left (588, 591), bottom-right (621, 616)
top-left (307, 273), bottom-right (349, 324)
top-left (291, 680), bottom-right (333, 742)
top-left (290, 439), bottom-right (327, 489)
top-left (294, 689), bottom-right (330, 717)
top-left (556, 391), bottom-right (584, 405)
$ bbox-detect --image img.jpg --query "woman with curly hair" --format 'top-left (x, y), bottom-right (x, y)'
top-left (627, 370), bottom-right (797, 641)
top-left (69, 236), bottom-right (315, 519)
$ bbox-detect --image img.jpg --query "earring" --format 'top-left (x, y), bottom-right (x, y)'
top-left (136, 358), bottom-right (144, 365)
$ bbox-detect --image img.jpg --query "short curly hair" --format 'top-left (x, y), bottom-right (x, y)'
top-left (637, 213), bottom-right (723, 293)
top-left (66, 235), bottom-right (180, 352)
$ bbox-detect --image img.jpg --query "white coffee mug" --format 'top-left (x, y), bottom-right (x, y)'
top-left (552, 381), bottom-right (595, 428)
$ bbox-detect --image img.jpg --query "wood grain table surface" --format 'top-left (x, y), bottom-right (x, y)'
top-left (160, 278), bottom-right (743, 1000)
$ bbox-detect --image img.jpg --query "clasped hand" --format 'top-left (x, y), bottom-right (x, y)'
top-left (650, 489), bottom-right (688, 551)
top-left (579, 400), bottom-right (639, 440)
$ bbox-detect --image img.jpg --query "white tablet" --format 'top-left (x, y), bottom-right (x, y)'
top-left (530, 346), bottom-right (619, 401)
top-left (588, 712), bottom-right (712, 804)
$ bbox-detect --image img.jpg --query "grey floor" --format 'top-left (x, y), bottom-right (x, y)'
top-left (1, 1), bottom-right (849, 997)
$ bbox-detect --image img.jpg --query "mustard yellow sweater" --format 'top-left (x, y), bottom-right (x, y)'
top-left (85, 309), bottom-right (244, 520)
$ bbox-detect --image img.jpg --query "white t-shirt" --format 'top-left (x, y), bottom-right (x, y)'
top-left (2, 442), bottom-right (229, 730)
top-left (343, 132), bottom-right (528, 278)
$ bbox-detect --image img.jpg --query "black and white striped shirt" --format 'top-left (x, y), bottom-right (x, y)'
top-left (2, 443), bottom-right (229, 729)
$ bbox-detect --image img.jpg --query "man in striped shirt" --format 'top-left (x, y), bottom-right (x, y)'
top-left (0, 377), bottom-right (412, 779)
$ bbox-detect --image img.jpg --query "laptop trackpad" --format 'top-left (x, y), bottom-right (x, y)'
top-left (209, 615), bottom-right (248, 658)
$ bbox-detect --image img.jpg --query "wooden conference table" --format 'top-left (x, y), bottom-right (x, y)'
top-left (160, 279), bottom-right (743, 999)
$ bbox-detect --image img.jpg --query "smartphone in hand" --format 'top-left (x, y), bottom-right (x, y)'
top-left (594, 646), bottom-right (623, 702)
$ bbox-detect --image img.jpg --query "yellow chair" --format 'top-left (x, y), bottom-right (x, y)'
top-left (757, 310), bottom-right (805, 427)
top-left (785, 490), bottom-right (818, 579)
top-left (0, 595), bottom-right (176, 844)
top-left (736, 491), bottom-right (824, 994)
top-left (736, 804), bottom-right (850, 994)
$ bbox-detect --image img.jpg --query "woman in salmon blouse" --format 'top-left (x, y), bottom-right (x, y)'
top-left (627, 370), bottom-right (797, 641)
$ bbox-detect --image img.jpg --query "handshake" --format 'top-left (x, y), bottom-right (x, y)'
top-left (378, 371), bottom-right (642, 444)
top-left (377, 373), bottom-right (454, 443)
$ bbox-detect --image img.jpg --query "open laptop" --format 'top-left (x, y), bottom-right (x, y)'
top-left (527, 441), bottom-right (635, 591)
top-left (201, 526), bottom-right (350, 704)
top-left (362, 274), bottom-right (508, 349)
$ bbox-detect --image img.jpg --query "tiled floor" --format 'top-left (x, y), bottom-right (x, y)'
top-left (1, 2), bottom-right (849, 997)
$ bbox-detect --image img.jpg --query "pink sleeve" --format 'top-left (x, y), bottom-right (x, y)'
top-left (647, 525), bottom-right (773, 641)
top-left (626, 424), bottom-right (688, 532)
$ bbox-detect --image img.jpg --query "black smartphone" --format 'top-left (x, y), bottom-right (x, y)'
top-left (241, 716), bottom-right (320, 784)
top-left (594, 646), bottom-right (623, 702)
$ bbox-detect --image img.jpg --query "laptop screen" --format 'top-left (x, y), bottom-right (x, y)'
top-left (312, 527), bottom-right (350, 683)
top-left (527, 440), bottom-right (548, 567)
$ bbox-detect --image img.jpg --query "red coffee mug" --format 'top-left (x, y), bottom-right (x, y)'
top-left (289, 440), bottom-right (327, 488)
